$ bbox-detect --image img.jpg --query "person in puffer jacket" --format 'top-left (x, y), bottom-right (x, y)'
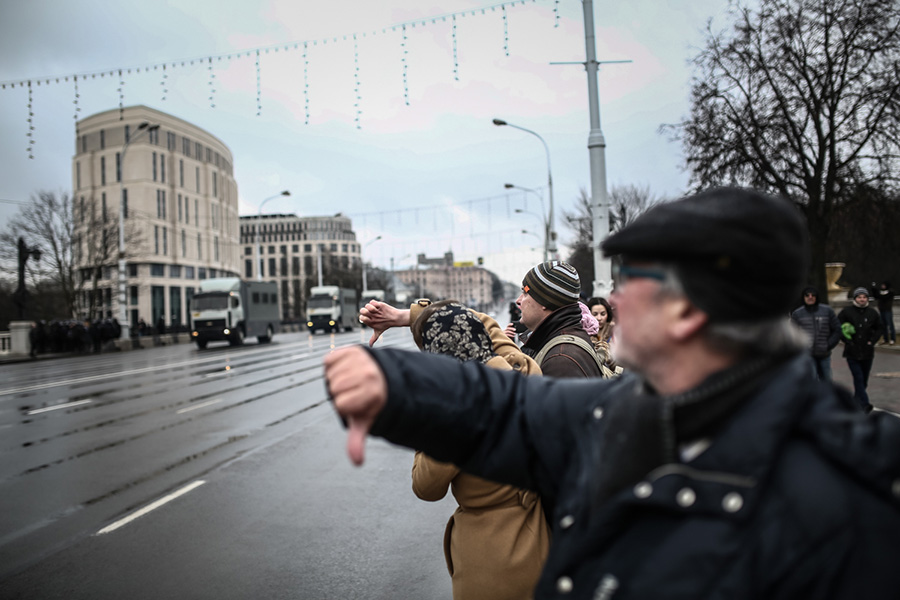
top-left (789, 286), bottom-right (841, 380)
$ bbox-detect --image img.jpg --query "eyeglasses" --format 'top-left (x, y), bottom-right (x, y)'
top-left (612, 264), bottom-right (668, 287)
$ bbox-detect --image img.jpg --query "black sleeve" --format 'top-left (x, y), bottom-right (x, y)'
top-left (367, 347), bottom-right (602, 501)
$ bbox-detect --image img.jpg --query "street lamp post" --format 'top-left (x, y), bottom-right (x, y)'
top-left (361, 236), bottom-right (382, 295)
top-left (118, 121), bottom-right (160, 340)
top-left (493, 119), bottom-right (557, 260)
top-left (506, 183), bottom-right (549, 261)
top-left (256, 190), bottom-right (291, 281)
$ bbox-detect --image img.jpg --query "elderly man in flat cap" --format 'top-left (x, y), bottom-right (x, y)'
top-left (324, 187), bottom-right (900, 599)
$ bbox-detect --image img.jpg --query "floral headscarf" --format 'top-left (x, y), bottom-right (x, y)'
top-left (419, 302), bottom-right (495, 364)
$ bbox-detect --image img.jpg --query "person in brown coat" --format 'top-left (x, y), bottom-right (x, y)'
top-left (367, 300), bottom-right (549, 600)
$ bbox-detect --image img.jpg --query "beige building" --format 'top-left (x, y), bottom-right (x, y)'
top-left (394, 252), bottom-right (494, 310)
top-left (238, 213), bottom-right (361, 320)
top-left (73, 106), bottom-right (239, 332)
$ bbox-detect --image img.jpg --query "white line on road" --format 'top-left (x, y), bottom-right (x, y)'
top-left (96, 480), bottom-right (206, 535)
top-left (176, 399), bottom-right (223, 414)
top-left (26, 399), bottom-right (92, 415)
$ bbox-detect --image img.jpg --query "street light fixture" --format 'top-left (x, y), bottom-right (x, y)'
top-left (362, 235), bottom-right (383, 295)
top-left (118, 121), bottom-right (160, 340)
top-left (506, 183), bottom-right (549, 261)
top-left (493, 119), bottom-right (557, 259)
top-left (256, 190), bottom-right (291, 281)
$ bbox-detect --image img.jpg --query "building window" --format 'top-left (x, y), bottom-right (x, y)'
top-left (170, 265), bottom-right (181, 278)
top-left (151, 263), bottom-right (165, 277)
top-left (163, 227), bottom-right (168, 256)
top-left (129, 285), bottom-right (138, 306)
top-left (245, 259), bottom-right (252, 278)
top-left (178, 194), bottom-right (183, 222)
top-left (179, 159), bottom-right (184, 187)
top-left (160, 154), bottom-right (165, 183)
top-left (81, 135), bottom-right (87, 153)
top-left (157, 189), bottom-right (166, 218)
top-left (195, 167), bottom-right (200, 193)
top-left (76, 162), bottom-right (81, 190)
top-left (129, 264), bottom-right (138, 277)
top-left (154, 226), bottom-right (159, 254)
top-left (199, 267), bottom-right (206, 280)
top-left (100, 129), bottom-right (105, 149)
top-left (269, 257), bottom-right (276, 276)
top-left (212, 172), bottom-right (217, 197)
top-left (244, 246), bottom-right (252, 255)
top-left (101, 193), bottom-right (107, 223)
top-left (292, 256), bottom-right (300, 276)
top-left (195, 142), bottom-right (202, 159)
top-left (181, 229), bottom-right (186, 257)
top-left (115, 153), bottom-right (121, 182)
top-left (183, 137), bottom-right (190, 156)
top-left (152, 152), bottom-right (158, 181)
top-left (185, 266), bottom-right (194, 279)
top-left (197, 233), bottom-right (202, 259)
top-left (122, 189), bottom-right (128, 218)
top-left (194, 199), bottom-right (199, 226)
top-left (167, 131), bottom-right (176, 150)
top-left (214, 236), bottom-right (219, 262)
top-left (149, 127), bottom-right (159, 145)
top-left (100, 156), bottom-right (106, 186)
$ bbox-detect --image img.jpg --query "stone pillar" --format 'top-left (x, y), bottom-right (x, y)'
top-left (10, 321), bottom-right (33, 357)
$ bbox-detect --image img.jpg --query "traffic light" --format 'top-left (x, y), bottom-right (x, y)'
top-left (477, 256), bottom-right (483, 266)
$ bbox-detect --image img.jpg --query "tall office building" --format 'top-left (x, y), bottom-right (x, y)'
top-left (73, 106), bottom-right (239, 330)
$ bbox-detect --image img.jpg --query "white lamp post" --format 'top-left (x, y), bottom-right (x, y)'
top-left (506, 183), bottom-right (549, 261)
top-left (118, 121), bottom-right (160, 340)
top-left (493, 119), bottom-right (557, 260)
top-left (256, 190), bottom-right (291, 281)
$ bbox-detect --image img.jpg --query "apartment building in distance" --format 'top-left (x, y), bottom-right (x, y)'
top-left (393, 252), bottom-right (496, 311)
top-left (238, 213), bottom-right (361, 320)
top-left (72, 106), bottom-right (239, 332)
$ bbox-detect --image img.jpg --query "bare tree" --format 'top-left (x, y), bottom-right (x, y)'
top-left (669, 0), bottom-right (900, 293)
top-left (564, 184), bottom-right (663, 294)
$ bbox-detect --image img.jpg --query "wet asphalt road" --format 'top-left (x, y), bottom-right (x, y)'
top-left (1, 331), bottom-right (898, 599)
top-left (0, 328), bottom-right (454, 600)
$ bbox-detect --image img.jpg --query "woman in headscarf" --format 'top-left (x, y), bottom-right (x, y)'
top-left (365, 299), bottom-right (549, 600)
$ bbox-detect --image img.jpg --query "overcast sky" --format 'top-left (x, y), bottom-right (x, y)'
top-left (0, 0), bottom-right (729, 284)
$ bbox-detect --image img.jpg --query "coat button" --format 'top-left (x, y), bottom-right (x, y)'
top-left (556, 576), bottom-right (574, 594)
top-left (560, 514), bottom-right (575, 529)
top-left (634, 482), bottom-right (652, 498)
top-left (722, 492), bottom-right (744, 513)
top-left (593, 406), bottom-right (604, 419)
top-left (676, 487), bottom-right (696, 507)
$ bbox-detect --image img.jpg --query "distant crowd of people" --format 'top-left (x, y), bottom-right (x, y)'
top-left (26, 314), bottom-right (174, 357)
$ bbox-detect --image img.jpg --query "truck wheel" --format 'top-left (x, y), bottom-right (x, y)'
top-left (230, 328), bottom-right (245, 346)
top-left (196, 339), bottom-right (208, 350)
top-left (258, 325), bottom-right (273, 344)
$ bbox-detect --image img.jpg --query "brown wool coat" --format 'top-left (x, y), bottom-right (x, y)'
top-left (409, 302), bottom-right (548, 599)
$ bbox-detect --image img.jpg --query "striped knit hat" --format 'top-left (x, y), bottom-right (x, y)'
top-left (522, 261), bottom-right (581, 311)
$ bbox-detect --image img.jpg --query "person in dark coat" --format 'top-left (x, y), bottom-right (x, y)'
top-left (325, 187), bottom-right (900, 599)
top-left (502, 261), bottom-right (603, 379)
top-left (789, 286), bottom-right (841, 380)
top-left (838, 287), bottom-right (882, 413)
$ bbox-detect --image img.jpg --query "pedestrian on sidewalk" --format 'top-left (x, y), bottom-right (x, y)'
top-left (790, 286), bottom-right (841, 380)
top-left (838, 287), bottom-right (882, 413)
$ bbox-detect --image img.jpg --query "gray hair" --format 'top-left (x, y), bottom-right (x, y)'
top-left (655, 266), bottom-right (806, 358)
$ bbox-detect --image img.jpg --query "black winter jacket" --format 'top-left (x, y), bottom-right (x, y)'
top-left (790, 303), bottom-right (841, 357)
top-left (521, 304), bottom-right (602, 379)
top-left (368, 349), bottom-right (900, 599)
top-left (838, 304), bottom-right (882, 361)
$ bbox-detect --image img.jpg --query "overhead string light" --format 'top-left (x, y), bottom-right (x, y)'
top-left (118, 69), bottom-right (125, 120)
top-left (73, 75), bottom-right (81, 127)
top-left (353, 34), bottom-right (362, 129)
top-left (503, 5), bottom-right (510, 56)
top-left (401, 24), bottom-right (410, 105)
top-left (554, 0), bottom-right (560, 27)
top-left (255, 49), bottom-right (262, 116)
top-left (208, 57), bottom-right (216, 108)
top-left (303, 42), bottom-right (310, 125)
top-left (26, 80), bottom-right (34, 159)
top-left (161, 63), bottom-right (168, 102)
top-left (452, 15), bottom-right (460, 81)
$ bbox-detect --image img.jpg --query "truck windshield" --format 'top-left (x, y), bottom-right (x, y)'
top-left (193, 294), bottom-right (230, 311)
top-left (308, 296), bottom-right (336, 309)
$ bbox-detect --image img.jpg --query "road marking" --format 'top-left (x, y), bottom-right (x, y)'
top-left (26, 400), bottom-right (92, 415)
top-left (176, 399), bottom-right (222, 414)
top-left (96, 480), bottom-right (206, 535)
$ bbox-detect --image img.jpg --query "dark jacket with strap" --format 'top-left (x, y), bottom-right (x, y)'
top-left (521, 304), bottom-right (603, 379)
top-left (367, 349), bottom-right (900, 599)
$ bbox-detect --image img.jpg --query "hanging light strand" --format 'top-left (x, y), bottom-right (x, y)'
top-left (353, 35), bottom-right (362, 129)
top-left (503, 5), bottom-right (510, 56)
top-left (26, 80), bottom-right (34, 159)
top-left (255, 49), bottom-right (262, 116)
top-left (400, 24), bottom-right (410, 106)
top-left (208, 57), bottom-right (216, 108)
top-left (452, 14), bottom-right (460, 81)
top-left (117, 69), bottom-right (125, 120)
top-left (303, 42), bottom-right (310, 125)
top-left (161, 63), bottom-right (168, 102)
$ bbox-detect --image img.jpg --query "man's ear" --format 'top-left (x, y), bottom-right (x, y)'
top-left (667, 297), bottom-right (708, 341)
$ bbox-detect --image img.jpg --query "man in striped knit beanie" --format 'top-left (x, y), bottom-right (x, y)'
top-left (503, 260), bottom-right (603, 378)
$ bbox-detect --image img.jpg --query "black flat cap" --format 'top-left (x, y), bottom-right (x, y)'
top-left (602, 187), bottom-right (809, 322)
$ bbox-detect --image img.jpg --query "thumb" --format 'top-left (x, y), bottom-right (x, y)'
top-left (369, 329), bottom-right (384, 347)
top-left (346, 417), bottom-right (370, 466)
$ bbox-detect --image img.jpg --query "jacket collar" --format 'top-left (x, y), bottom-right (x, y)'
top-left (524, 303), bottom-right (586, 351)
